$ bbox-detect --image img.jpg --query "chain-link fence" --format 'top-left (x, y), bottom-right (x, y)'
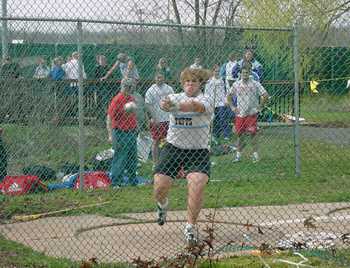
top-left (0, 0), bottom-right (349, 266)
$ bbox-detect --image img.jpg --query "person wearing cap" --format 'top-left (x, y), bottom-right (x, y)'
top-left (106, 78), bottom-right (138, 187)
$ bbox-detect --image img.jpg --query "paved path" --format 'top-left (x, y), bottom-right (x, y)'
top-left (1, 202), bottom-right (350, 263)
top-left (262, 125), bottom-right (350, 146)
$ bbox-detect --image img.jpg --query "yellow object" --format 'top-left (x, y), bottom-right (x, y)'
top-left (12, 201), bottom-right (111, 222)
top-left (310, 80), bottom-right (319, 94)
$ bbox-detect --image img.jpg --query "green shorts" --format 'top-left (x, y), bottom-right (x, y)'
top-left (154, 142), bottom-right (210, 179)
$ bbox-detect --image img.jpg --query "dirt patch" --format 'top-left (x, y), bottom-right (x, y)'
top-left (1, 203), bottom-right (350, 263)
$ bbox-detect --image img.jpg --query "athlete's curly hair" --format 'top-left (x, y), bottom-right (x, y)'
top-left (180, 68), bottom-right (211, 86)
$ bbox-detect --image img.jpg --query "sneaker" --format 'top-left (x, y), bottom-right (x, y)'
top-left (233, 152), bottom-right (241, 162)
top-left (184, 223), bottom-right (198, 246)
top-left (156, 199), bottom-right (168, 226)
top-left (252, 152), bottom-right (259, 163)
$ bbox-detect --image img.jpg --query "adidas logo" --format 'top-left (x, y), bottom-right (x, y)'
top-left (9, 182), bottom-right (22, 192)
top-left (96, 180), bottom-right (108, 188)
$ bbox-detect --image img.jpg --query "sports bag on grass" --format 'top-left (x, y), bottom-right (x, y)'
top-left (73, 171), bottom-right (111, 190)
top-left (0, 175), bottom-right (48, 196)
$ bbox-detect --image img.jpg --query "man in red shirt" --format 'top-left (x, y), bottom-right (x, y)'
top-left (107, 78), bottom-right (138, 187)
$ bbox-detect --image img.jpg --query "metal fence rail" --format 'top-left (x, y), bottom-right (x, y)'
top-left (0, 0), bottom-right (349, 266)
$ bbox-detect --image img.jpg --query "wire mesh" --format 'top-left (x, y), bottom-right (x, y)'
top-left (0, 0), bottom-right (350, 266)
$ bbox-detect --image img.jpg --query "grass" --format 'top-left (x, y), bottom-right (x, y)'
top-left (0, 133), bottom-right (349, 220)
top-left (0, 93), bottom-right (349, 267)
top-left (301, 93), bottom-right (350, 125)
top-left (0, 235), bottom-right (130, 268)
top-left (0, 234), bottom-right (349, 267)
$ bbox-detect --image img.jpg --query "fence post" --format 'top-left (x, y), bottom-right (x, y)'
top-left (1, 0), bottom-right (8, 59)
top-left (77, 21), bottom-right (85, 191)
top-left (293, 20), bottom-right (301, 177)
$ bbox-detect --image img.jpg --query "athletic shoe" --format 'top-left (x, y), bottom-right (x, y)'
top-left (252, 152), bottom-right (259, 163)
top-left (156, 199), bottom-right (168, 226)
top-left (233, 152), bottom-right (241, 162)
top-left (184, 223), bottom-right (197, 246)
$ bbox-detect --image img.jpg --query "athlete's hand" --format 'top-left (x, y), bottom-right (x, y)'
top-left (160, 97), bottom-right (174, 112)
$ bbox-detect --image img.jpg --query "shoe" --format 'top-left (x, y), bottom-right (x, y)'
top-left (252, 152), bottom-right (259, 163)
top-left (156, 199), bottom-right (168, 226)
top-left (233, 152), bottom-right (241, 162)
top-left (184, 223), bottom-right (198, 246)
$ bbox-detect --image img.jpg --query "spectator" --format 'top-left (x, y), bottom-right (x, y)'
top-left (226, 63), bottom-right (269, 163)
top-left (205, 64), bottom-right (231, 140)
top-left (33, 57), bottom-right (50, 79)
top-left (133, 90), bottom-right (149, 134)
top-left (189, 57), bottom-right (203, 69)
top-left (233, 49), bottom-right (263, 81)
top-left (64, 52), bottom-right (87, 82)
top-left (220, 52), bottom-right (238, 89)
top-left (94, 55), bottom-right (112, 122)
top-left (49, 57), bottom-right (65, 81)
top-left (49, 57), bottom-right (66, 125)
top-left (0, 56), bottom-right (20, 79)
top-left (95, 55), bottom-right (108, 79)
top-left (61, 52), bottom-right (86, 121)
top-left (145, 73), bottom-right (174, 165)
top-left (155, 57), bottom-right (172, 82)
top-left (123, 59), bottom-right (140, 81)
top-left (106, 78), bottom-right (138, 187)
top-left (153, 68), bottom-right (213, 246)
top-left (0, 128), bottom-right (7, 182)
top-left (101, 53), bottom-right (139, 81)
top-left (62, 55), bottom-right (72, 76)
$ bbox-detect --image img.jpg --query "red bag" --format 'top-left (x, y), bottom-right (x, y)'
top-left (0, 175), bottom-right (48, 196)
top-left (74, 171), bottom-right (111, 190)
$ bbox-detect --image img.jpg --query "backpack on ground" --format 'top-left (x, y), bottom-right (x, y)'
top-left (0, 175), bottom-right (48, 196)
top-left (73, 171), bottom-right (111, 190)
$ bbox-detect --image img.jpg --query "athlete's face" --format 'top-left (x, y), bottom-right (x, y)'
top-left (155, 74), bottom-right (165, 85)
top-left (184, 78), bottom-right (201, 97)
top-left (241, 69), bottom-right (250, 81)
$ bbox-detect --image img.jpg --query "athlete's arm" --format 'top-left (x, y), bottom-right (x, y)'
top-left (178, 100), bottom-right (205, 113)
